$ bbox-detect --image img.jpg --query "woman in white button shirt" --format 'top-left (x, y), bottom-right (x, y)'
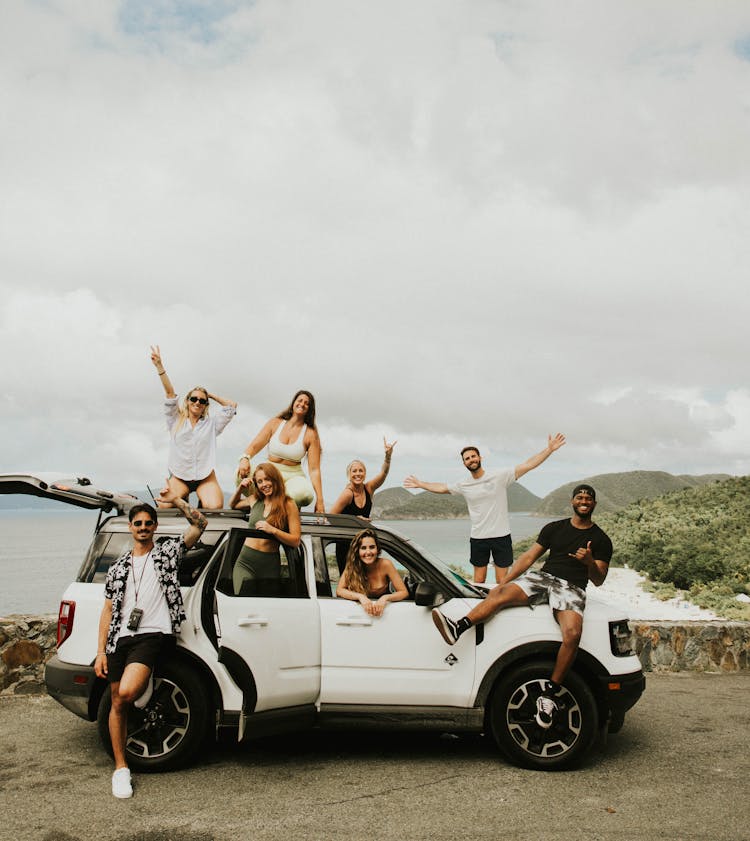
top-left (150, 346), bottom-right (237, 509)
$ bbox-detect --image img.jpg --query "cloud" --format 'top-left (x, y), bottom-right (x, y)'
top-left (0, 1), bottom-right (748, 497)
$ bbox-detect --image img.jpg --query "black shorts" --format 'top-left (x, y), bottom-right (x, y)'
top-left (106, 632), bottom-right (174, 684)
top-left (469, 535), bottom-right (513, 568)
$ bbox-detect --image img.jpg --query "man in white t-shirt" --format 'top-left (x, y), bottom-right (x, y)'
top-left (403, 434), bottom-right (565, 584)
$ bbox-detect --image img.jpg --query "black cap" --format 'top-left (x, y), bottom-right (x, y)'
top-left (571, 484), bottom-right (596, 500)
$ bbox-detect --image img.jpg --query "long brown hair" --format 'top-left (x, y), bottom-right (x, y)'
top-left (278, 390), bottom-right (317, 429)
top-left (342, 528), bottom-right (380, 595)
top-left (252, 463), bottom-right (290, 531)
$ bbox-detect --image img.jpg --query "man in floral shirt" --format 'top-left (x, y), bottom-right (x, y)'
top-left (94, 489), bottom-right (207, 799)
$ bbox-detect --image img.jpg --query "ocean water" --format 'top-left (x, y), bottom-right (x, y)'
top-left (0, 510), bottom-right (553, 616)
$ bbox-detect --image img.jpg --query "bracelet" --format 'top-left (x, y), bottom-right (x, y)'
top-left (239, 454), bottom-right (250, 462)
top-left (157, 369), bottom-right (166, 375)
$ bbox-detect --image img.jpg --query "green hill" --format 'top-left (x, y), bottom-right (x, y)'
top-left (373, 483), bottom-right (541, 519)
top-left (596, 475), bottom-right (750, 619)
top-left (535, 471), bottom-right (732, 515)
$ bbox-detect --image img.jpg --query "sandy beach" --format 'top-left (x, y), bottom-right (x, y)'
top-left (593, 566), bottom-right (719, 620)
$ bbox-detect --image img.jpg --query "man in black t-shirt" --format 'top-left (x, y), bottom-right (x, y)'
top-left (432, 484), bottom-right (612, 729)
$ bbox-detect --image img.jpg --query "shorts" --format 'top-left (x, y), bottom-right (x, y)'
top-left (274, 462), bottom-right (315, 508)
top-left (469, 535), bottom-right (513, 568)
top-left (107, 632), bottom-right (174, 683)
top-left (514, 570), bottom-right (587, 616)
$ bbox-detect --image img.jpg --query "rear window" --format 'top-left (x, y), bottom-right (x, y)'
top-left (79, 530), bottom-right (224, 584)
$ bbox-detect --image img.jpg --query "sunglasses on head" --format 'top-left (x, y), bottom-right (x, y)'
top-left (132, 519), bottom-right (155, 527)
top-left (189, 396), bottom-right (208, 405)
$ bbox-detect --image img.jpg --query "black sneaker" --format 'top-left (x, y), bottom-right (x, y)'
top-left (432, 609), bottom-right (461, 645)
top-left (535, 684), bottom-right (559, 729)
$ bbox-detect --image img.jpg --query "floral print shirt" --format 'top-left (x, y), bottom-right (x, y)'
top-left (103, 536), bottom-right (187, 653)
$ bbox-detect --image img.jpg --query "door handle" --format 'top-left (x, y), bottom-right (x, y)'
top-left (336, 616), bottom-right (373, 626)
top-left (237, 616), bottom-right (269, 627)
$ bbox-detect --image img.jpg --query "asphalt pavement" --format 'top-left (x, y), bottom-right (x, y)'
top-left (1, 673), bottom-right (749, 841)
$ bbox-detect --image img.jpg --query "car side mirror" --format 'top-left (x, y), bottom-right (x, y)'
top-left (414, 581), bottom-right (442, 607)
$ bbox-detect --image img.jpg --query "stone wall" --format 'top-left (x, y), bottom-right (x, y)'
top-left (0, 615), bottom-right (57, 695)
top-left (630, 621), bottom-right (750, 673)
top-left (1, 615), bottom-right (749, 696)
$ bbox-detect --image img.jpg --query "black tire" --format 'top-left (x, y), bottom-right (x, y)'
top-left (487, 661), bottom-right (598, 771)
top-left (96, 659), bottom-right (211, 772)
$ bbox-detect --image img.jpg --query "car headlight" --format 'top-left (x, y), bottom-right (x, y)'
top-left (609, 619), bottom-right (633, 657)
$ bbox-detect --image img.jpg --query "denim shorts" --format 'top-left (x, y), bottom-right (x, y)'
top-left (514, 570), bottom-right (587, 616)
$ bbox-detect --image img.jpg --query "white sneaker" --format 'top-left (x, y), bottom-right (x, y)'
top-left (134, 675), bottom-right (153, 709)
top-left (112, 767), bottom-right (133, 799)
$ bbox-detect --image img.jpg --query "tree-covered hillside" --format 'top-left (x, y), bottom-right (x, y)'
top-left (535, 471), bottom-right (732, 515)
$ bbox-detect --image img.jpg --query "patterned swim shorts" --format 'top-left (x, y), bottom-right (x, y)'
top-left (514, 570), bottom-right (586, 616)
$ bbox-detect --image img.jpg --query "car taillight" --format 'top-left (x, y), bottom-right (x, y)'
top-left (57, 600), bottom-right (76, 647)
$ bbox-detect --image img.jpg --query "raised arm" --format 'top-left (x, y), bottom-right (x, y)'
top-left (238, 418), bottom-right (278, 478)
top-left (514, 433), bottom-right (566, 480)
top-left (306, 430), bottom-right (325, 513)
top-left (366, 437), bottom-right (397, 494)
top-left (207, 391), bottom-right (238, 410)
top-left (158, 484), bottom-right (208, 549)
top-left (229, 479), bottom-right (258, 511)
top-left (150, 345), bottom-right (176, 399)
top-left (403, 475), bottom-right (450, 494)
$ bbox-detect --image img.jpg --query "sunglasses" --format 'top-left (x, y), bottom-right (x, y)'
top-left (132, 519), bottom-right (155, 527)
top-left (189, 396), bottom-right (208, 405)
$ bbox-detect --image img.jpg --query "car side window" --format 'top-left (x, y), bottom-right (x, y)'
top-left (215, 528), bottom-right (309, 599)
top-left (86, 530), bottom-right (222, 584)
top-left (316, 535), bottom-right (422, 600)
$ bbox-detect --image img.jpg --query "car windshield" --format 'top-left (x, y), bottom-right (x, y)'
top-left (378, 526), bottom-right (486, 599)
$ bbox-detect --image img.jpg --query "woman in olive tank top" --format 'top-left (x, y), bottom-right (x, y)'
top-left (228, 463), bottom-right (301, 594)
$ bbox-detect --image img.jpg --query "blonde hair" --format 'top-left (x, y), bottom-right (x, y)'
top-left (173, 386), bottom-right (209, 435)
top-left (346, 460), bottom-right (366, 480)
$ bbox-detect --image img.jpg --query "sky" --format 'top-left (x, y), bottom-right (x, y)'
top-left (1, 0), bottom-right (749, 505)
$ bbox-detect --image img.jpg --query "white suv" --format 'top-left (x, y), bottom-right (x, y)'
top-left (4, 473), bottom-right (644, 772)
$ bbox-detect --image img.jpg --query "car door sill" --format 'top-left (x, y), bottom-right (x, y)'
top-left (318, 704), bottom-right (483, 731)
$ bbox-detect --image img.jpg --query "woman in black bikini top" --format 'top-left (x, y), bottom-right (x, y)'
top-left (329, 437), bottom-right (397, 518)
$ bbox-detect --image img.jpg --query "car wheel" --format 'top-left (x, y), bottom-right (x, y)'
top-left (96, 659), bottom-right (210, 772)
top-left (488, 661), bottom-right (598, 771)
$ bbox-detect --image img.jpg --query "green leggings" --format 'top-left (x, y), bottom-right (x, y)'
top-left (233, 545), bottom-right (281, 595)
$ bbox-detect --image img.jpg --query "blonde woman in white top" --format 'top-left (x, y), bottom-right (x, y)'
top-left (151, 346), bottom-right (237, 509)
top-left (237, 390), bottom-right (324, 512)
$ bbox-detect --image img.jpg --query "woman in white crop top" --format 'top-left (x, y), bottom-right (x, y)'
top-left (237, 390), bottom-right (324, 512)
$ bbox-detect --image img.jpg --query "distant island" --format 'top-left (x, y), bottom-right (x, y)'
top-left (372, 484), bottom-right (542, 519)
top-left (373, 470), bottom-right (732, 519)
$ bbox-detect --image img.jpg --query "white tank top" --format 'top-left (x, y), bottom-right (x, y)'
top-left (268, 420), bottom-right (307, 463)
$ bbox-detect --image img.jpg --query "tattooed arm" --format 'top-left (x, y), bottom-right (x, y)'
top-left (158, 484), bottom-right (208, 549)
